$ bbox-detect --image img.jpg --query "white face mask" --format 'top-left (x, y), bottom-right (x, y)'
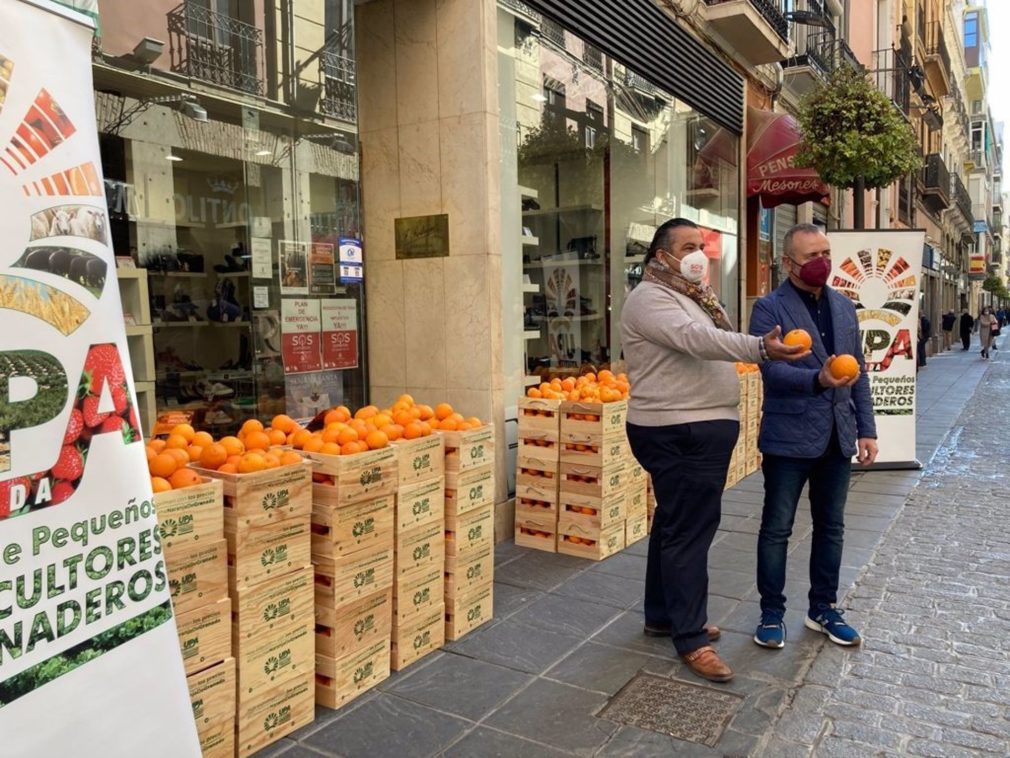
top-left (676, 250), bottom-right (709, 283)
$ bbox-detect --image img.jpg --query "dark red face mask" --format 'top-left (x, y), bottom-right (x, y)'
top-left (789, 256), bottom-right (831, 287)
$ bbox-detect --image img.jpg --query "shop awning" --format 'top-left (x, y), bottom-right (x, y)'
top-left (746, 107), bottom-right (829, 208)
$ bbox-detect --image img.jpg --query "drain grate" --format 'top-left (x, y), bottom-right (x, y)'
top-left (598, 671), bottom-right (743, 747)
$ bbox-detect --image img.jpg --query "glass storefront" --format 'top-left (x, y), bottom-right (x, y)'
top-left (498, 3), bottom-right (741, 383)
top-left (98, 99), bottom-right (364, 434)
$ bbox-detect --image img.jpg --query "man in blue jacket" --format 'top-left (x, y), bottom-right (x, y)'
top-left (749, 224), bottom-right (878, 649)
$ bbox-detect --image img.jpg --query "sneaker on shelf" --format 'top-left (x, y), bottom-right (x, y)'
top-left (805, 605), bottom-right (861, 646)
top-left (753, 609), bottom-right (786, 649)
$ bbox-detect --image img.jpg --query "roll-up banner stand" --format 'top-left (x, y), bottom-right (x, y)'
top-left (827, 230), bottom-right (925, 470)
top-left (0, 2), bottom-right (200, 754)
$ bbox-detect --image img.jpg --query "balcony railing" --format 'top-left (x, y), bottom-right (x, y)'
top-left (873, 46), bottom-right (912, 117)
top-left (704, 0), bottom-right (789, 42)
top-left (167, 1), bottom-right (264, 95)
top-left (837, 39), bottom-right (862, 71)
top-left (923, 153), bottom-right (950, 206)
top-left (499, 0), bottom-right (541, 23)
top-left (925, 21), bottom-right (950, 76)
top-left (320, 43), bottom-right (356, 122)
top-left (969, 150), bottom-right (988, 171)
top-left (541, 17), bottom-right (565, 48)
top-left (953, 174), bottom-right (973, 224)
top-left (582, 42), bottom-right (603, 71)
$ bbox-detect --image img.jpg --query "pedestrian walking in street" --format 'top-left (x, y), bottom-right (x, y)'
top-left (917, 312), bottom-right (931, 369)
top-left (941, 309), bottom-right (956, 351)
top-left (749, 224), bottom-right (878, 650)
top-left (996, 307), bottom-right (1006, 328)
top-left (960, 309), bottom-right (974, 351)
top-left (622, 218), bottom-right (807, 683)
top-left (978, 306), bottom-right (997, 359)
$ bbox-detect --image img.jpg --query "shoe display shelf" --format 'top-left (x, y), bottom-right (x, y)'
top-left (116, 266), bottom-right (157, 434)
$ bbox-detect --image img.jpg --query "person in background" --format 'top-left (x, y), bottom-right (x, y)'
top-left (996, 307), bottom-right (1006, 328)
top-left (978, 306), bottom-right (997, 360)
top-left (960, 309), bottom-right (974, 351)
top-left (941, 310), bottom-right (956, 352)
top-left (621, 217), bottom-right (807, 684)
top-left (917, 312), bottom-right (931, 369)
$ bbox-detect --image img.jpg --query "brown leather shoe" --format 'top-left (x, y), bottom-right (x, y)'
top-left (681, 645), bottom-right (734, 683)
top-left (643, 623), bottom-right (721, 642)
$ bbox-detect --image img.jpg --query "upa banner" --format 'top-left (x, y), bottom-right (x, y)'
top-left (827, 229), bottom-right (925, 469)
top-left (0, 2), bottom-right (200, 755)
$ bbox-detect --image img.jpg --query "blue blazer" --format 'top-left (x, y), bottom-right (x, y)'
top-left (749, 282), bottom-right (876, 459)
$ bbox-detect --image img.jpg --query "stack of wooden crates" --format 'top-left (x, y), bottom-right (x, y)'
top-left (202, 461), bottom-right (316, 758)
top-left (443, 426), bottom-right (496, 640)
top-left (514, 397), bottom-right (562, 551)
top-left (726, 365), bottom-right (763, 489)
top-left (306, 447), bottom-right (398, 708)
top-left (157, 477), bottom-right (233, 758)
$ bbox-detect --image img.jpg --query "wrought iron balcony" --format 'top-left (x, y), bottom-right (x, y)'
top-left (922, 153), bottom-right (950, 215)
top-left (320, 45), bottom-right (356, 122)
top-left (705, 0), bottom-right (789, 41)
top-left (873, 46), bottom-right (912, 117)
top-left (541, 17), bottom-right (565, 48)
top-left (582, 42), bottom-right (603, 72)
top-left (924, 21), bottom-right (951, 96)
top-left (167, 1), bottom-right (264, 95)
top-left (952, 173), bottom-right (973, 226)
top-left (499, 0), bottom-right (542, 23)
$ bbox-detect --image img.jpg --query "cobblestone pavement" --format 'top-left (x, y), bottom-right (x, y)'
top-left (255, 341), bottom-right (999, 758)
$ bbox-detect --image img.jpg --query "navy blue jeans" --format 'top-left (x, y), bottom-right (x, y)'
top-left (627, 419), bottom-right (739, 656)
top-left (757, 435), bottom-right (851, 614)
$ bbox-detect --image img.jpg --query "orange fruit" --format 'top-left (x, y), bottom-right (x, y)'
top-left (151, 476), bottom-right (172, 493)
top-left (148, 438), bottom-right (167, 453)
top-left (225, 454), bottom-right (242, 467)
top-left (192, 431), bottom-right (214, 448)
top-left (372, 413), bottom-right (392, 429)
top-left (145, 446), bottom-right (157, 464)
top-left (149, 453), bottom-right (178, 479)
top-left (320, 442), bottom-right (342, 455)
top-left (240, 419), bottom-right (265, 436)
top-left (349, 419), bottom-right (369, 436)
top-left (271, 414), bottom-right (297, 433)
top-left (220, 436), bottom-right (244, 456)
top-left (385, 424), bottom-right (404, 441)
top-left (321, 427), bottom-right (341, 444)
top-left (783, 329), bottom-right (813, 351)
top-left (238, 453), bottom-right (267, 474)
top-left (438, 418), bottom-right (458, 431)
top-left (267, 428), bottom-right (288, 446)
top-left (169, 468), bottom-right (202, 489)
top-left (336, 427), bottom-right (359, 445)
top-left (527, 387), bottom-right (542, 398)
top-left (218, 463), bottom-right (239, 474)
top-left (365, 430), bottom-right (389, 450)
top-left (165, 433), bottom-right (189, 450)
top-left (434, 403), bottom-right (454, 421)
top-left (403, 421), bottom-right (423, 440)
top-left (355, 405), bottom-right (379, 420)
top-left (393, 410), bottom-right (413, 427)
top-left (166, 448), bottom-right (190, 467)
top-left (170, 423), bottom-right (196, 442)
top-left (397, 394), bottom-right (415, 406)
top-left (291, 429), bottom-right (313, 449)
top-left (280, 451), bottom-right (303, 466)
top-left (416, 404), bottom-right (435, 421)
top-left (244, 430), bottom-right (272, 451)
top-left (419, 421), bottom-right (433, 436)
top-left (324, 406), bottom-right (351, 425)
top-left (200, 443), bottom-right (229, 470)
top-left (303, 436), bottom-right (325, 453)
top-left (829, 354), bottom-right (860, 381)
top-left (186, 445), bottom-right (204, 462)
top-left (263, 453), bottom-right (281, 469)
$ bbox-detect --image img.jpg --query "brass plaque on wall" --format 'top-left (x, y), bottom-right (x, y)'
top-left (395, 214), bottom-right (450, 259)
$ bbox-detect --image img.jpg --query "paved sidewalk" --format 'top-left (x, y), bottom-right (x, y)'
top-left (256, 342), bottom-right (995, 758)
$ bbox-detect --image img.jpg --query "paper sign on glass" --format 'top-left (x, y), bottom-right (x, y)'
top-left (281, 298), bottom-right (322, 373)
top-left (320, 299), bottom-right (358, 370)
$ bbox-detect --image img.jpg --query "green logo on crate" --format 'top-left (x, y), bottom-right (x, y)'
top-left (263, 705), bottom-right (292, 731)
top-left (468, 485), bottom-right (484, 503)
top-left (466, 604), bottom-right (483, 623)
top-left (412, 453), bottom-right (430, 472)
top-left (352, 517), bottom-right (375, 538)
top-left (159, 518), bottom-right (179, 538)
top-left (609, 444), bottom-right (622, 457)
top-left (264, 649), bottom-right (293, 675)
top-left (412, 543), bottom-right (431, 562)
top-left (413, 588), bottom-right (430, 607)
top-left (609, 474), bottom-right (620, 487)
top-left (192, 698), bottom-right (204, 719)
top-left (262, 489), bottom-right (290, 512)
top-left (263, 599), bottom-right (292, 622)
top-left (412, 498), bottom-right (430, 517)
top-left (354, 568), bottom-right (375, 588)
top-left (470, 445), bottom-right (485, 461)
top-left (181, 637), bottom-right (199, 659)
top-left (610, 412), bottom-right (622, 425)
top-left (607, 535), bottom-right (619, 550)
top-left (261, 544), bottom-right (289, 567)
top-left (360, 467), bottom-right (382, 486)
top-left (466, 564), bottom-right (482, 581)
top-left (353, 661), bottom-right (374, 684)
top-left (467, 525), bottom-right (483, 543)
top-left (413, 630), bottom-right (431, 650)
top-left (169, 572), bottom-right (196, 597)
top-left (608, 506), bottom-right (620, 519)
top-left (354, 614), bottom-right (375, 637)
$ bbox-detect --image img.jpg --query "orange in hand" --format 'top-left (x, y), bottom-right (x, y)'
top-left (783, 329), bottom-right (813, 351)
top-left (829, 354), bottom-right (860, 381)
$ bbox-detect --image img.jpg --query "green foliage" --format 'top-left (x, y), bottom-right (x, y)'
top-left (796, 65), bottom-right (923, 190)
top-left (982, 273), bottom-right (1010, 300)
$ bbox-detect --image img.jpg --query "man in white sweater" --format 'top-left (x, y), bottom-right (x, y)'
top-left (622, 218), bottom-right (806, 683)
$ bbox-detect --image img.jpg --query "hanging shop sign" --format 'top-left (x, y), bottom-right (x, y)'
top-left (0, 1), bottom-right (199, 754)
top-left (320, 299), bottom-right (358, 370)
top-left (281, 298), bottom-right (322, 374)
top-left (828, 230), bottom-right (925, 469)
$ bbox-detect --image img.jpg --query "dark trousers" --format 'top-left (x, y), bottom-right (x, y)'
top-left (961, 331), bottom-right (971, 350)
top-left (757, 434), bottom-right (851, 614)
top-left (917, 339), bottom-right (928, 367)
top-left (626, 419), bottom-right (739, 655)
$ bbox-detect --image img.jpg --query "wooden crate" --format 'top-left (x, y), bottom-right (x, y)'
top-left (514, 495), bottom-right (558, 519)
top-left (315, 587), bottom-right (392, 660)
top-left (165, 538), bottom-right (228, 614)
top-left (197, 716), bottom-right (234, 758)
top-left (625, 482), bottom-right (648, 520)
top-left (559, 432), bottom-right (630, 467)
top-left (515, 455), bottom-right (559, 501)
top-left (626, 459), bottom-right (646, 488)
top-left (392, 434), bottom-right (445, 484)
top-left (517, 429), bottom-right (560, 465)
top-left (560, 399), bottom-right (627, 438)
top-left (233, 566), bottom-right (315, 644)
top-left (310, 496), bottom-right (394, 560)
top-left (626, 514), bottom-right (648, 546)
top-left (514, 508), bottom-right (558, 552)
top-left (444, 542), bottom-right (494, 599)
top-left (557, 520), bottom-right (625, 561)
top-left (445, 465), bottom-right (496, 518)
top-left (445, 582), bottom-right (493, 641)
top-left (176, 596), bottom-right (231, 676)
top-left (441, 425), bottom-right (495, 473)
top-left (188, 657), bottom-right (235, 743)
top-left (155, 478), bottom-right (224, 552)
top-left (558, 490), bottom-right (625, 531)
top-left (236, 672), bottom-right (315, 758)
top-left (196, 460), bottom-right (313, 531)
top-left (390, 603), bottom-right (444, 671)
top-left (314, 542), bottom-right (394, 609)
top-left (395, 476), bottom-right (445, 534)
top-left (225, 514), bottom-right (312, 591)
top-left (559, 461), bottom-right (627, 504)
top-left (444, 503), bottom-right (494, 558)
top-left (392, 563), bottom-right (444, 625)
top-left (517, 397), bottom-right (563, 433)
top-left (394, 520), bottom-right (445, 577)
top-left (306, 446), bottom-right (398, 507)
top-left (235, 614), bottom-right (314, 699)
top-left (315, 637), bottom-right (390, 710)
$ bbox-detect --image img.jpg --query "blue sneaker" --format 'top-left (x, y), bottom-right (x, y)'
top-left (805, 605), bottom-right (861, 646)
top-left (753, 610), bottom-right (786, 649)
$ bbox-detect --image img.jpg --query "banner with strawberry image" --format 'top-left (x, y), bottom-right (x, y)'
top-left (0, 2), bottom-right (199, 754)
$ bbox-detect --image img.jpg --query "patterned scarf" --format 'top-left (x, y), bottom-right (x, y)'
top-left (643, 259), bottom-right (734, 331)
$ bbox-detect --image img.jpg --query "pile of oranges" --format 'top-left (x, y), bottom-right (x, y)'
top-left (525, 370), bottom-right (630, 402)
top-left (736, 362), bottom-right (760, 374)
